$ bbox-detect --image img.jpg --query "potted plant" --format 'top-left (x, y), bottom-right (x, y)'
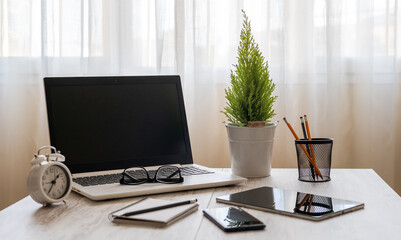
top-left (223, 10), bottom-right (277, 177)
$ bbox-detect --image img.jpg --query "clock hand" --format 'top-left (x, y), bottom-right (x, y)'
top-left (48, 183), bottom-right (54, 194)
top-left (54, 173), bottom-right (61, 180)
top-left (47, 173), bottom-right (62, 193)
top-left (50, 174), bottom-right (61, 184)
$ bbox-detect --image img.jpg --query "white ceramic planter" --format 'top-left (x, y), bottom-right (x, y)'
top-left (225, 122), bottom-right (277, 177)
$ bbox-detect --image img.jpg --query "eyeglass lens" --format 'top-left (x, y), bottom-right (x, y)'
top-left (122, 167), bottom-right (149, 184)
top-left (121, 166), bottom-right (182, 185)
top-left (155, 166), bottom-right (182, 183)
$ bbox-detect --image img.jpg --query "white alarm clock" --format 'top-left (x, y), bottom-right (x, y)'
top-left (27, 146), bottom-right (73, 206)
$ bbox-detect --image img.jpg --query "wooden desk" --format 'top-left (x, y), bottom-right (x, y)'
top-left (1, 169), bottom-right (400, 239)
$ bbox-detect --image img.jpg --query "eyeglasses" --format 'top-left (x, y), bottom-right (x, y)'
top-left (120, 165), bottom-right (184, 185)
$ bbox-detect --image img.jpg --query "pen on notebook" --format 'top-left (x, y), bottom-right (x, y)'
top-left (301, 116), bottom-right (315, 180)
top-left (283, 117), bottom-right (323, 178)
top-left (122, 199), bottom-right (198, 217)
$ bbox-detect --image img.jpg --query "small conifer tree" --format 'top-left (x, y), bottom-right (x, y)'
top-left (223, 10), bottom-right (277, 126)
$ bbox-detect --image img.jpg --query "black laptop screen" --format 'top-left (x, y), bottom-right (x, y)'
top-left (44, 76), bottom-right (193, 173)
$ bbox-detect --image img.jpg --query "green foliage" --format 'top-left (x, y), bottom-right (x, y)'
top-left (223, 10), bottom-right (277, 126)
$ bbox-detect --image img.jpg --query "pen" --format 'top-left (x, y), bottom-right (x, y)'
top-left (122, 199), bottom-right (198, 216)
top-left (300, 116), bottom-right (307, 140)
top-left (301, 116), bottom-right (315, 180)
top-left (283, 117), bottom-right (322, 178)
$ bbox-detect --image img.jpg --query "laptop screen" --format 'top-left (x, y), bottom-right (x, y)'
top-left (44, 75), bottom-right (193, 173)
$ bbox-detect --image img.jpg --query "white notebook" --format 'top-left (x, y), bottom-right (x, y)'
top-left (109, 198), bottom-right (198, 227)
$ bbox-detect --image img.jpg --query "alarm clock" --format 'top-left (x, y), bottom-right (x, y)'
top-left (27, 146), bottom-right (72, 206)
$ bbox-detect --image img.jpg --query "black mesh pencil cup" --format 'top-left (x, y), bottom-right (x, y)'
top-left (295, 138), bottom-right (333, 182)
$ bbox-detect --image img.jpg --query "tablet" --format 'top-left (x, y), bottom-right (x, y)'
top-left (216, 186), bottom-right (364, 221)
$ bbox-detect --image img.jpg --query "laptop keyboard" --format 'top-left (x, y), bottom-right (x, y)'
top-left (73, 166), bottom-right (214, 187)
top-left (180, 166), bottom-right (213, 176)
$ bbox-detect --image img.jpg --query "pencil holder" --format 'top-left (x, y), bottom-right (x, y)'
top-left (294, 192), bottom-right (333, 216)
top-left (295, 138), bottom-right (333, 182)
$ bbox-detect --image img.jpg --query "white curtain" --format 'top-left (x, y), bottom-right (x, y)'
top-left (1, 0), bottom-right (400, 209)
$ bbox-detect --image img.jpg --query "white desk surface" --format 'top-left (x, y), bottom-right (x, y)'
top-left (1, 168), bottom-right (400, 240)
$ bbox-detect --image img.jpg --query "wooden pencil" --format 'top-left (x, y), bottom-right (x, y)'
top-left (304, 115), bottom-right (320, 179)
top-left (297, 194), bottom-right (310, 210)
top-left (283, 117), bottom-right (323, 178)
top-left (307, 195), bottom-right (314, 213)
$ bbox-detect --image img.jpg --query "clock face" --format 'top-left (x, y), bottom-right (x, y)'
top-left (41, 165), bottom-right (70, 200)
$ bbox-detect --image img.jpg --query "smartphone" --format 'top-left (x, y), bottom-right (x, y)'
top-left (203, 207), bottom-right (266, 232)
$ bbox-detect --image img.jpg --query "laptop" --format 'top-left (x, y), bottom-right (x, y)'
top-left (44, 75), bottom-right (245, 201)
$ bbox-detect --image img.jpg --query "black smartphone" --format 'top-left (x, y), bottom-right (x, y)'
top-left (203, 207), bottom-right (266, 232)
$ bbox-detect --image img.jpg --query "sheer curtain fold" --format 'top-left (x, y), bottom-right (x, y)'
top-left (1, 0), bottom-right (400, 210)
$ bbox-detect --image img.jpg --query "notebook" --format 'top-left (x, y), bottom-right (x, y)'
top-left (109, 198), bottom-right (198, 227)
top-left (216, 186), bottom-right (365, 221)
top-left (44, 75), bottom-right (245, 201)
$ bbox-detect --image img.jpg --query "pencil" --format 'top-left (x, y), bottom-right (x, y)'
top-left (304, 115), bottom-right (320, 179)
top-left (283, 117), bottom-right (323, 178)
top-left (307, 195), bottom-right (314, 213)
top-left (301, 116), bottom-right (316, 180)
